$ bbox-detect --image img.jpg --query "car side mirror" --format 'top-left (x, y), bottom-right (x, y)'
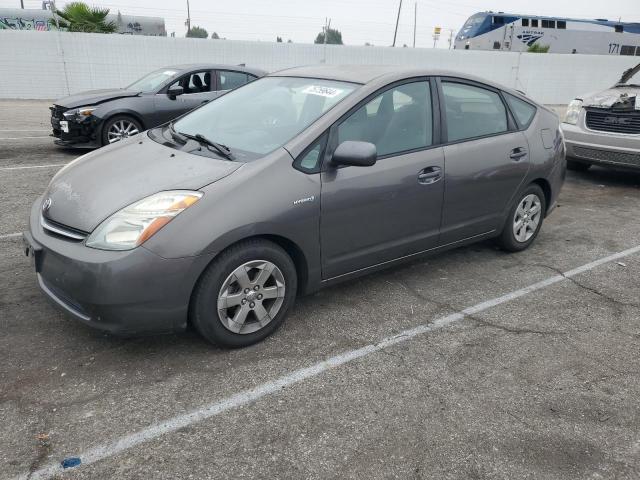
top-left (331, 141), bottom-right (377, 167)
top-left (167, 86), bottom-right (184, 99)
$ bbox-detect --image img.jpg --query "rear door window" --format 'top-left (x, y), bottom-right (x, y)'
top-left (442, 82), bottom-right (508, 142)
top-left (217, 70), bottom-right (251, 91)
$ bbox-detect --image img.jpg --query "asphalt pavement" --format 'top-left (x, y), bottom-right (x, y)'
top-left (1, 100), bottom-right (640, 480)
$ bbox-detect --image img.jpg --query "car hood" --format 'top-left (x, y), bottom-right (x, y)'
top-left (581, 86), bottom-right (640, 109)
top-left (54, 89), bottom-right (141, 109)
top-left (42, 135), bottom-right (242, 232)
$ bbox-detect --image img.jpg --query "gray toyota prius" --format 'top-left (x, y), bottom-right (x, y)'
top-left (24, 65), bottom-right (566, 347)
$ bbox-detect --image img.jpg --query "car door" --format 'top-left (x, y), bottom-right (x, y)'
top-left (153, 70), bottom-right (215, 125)
top-left (438, 78), bottom-right (530, 244)
top-left (320, 79), bottom-right (445, 280)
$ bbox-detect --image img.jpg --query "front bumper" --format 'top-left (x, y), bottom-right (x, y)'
top-left (25, 199), bottom-right (215, 335)
top-left (50, 106), bottom-right (102, 149)
top-left (562, 122), bottom-right (640, 170)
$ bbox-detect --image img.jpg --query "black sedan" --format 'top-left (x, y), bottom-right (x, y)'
top-left (50, 64), bottom-right (266, 148)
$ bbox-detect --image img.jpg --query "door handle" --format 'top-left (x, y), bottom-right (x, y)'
top-left (510, 148), bottom-right (527, 160)
top-left (417, 166), bottom-right (442, 185)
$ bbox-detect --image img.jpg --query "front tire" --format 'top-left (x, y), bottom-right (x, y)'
top-left (497, 184), bottom-right (546, 252)
top-left (101, 115), bottom-right (142, 146)
top-left (190, 239), bottom-right (297, 348)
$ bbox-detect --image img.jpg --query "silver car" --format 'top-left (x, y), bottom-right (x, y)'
top-left (563, 62), bottom-right (640, 171)
top-left (24, 65), bottom-right (565, 348)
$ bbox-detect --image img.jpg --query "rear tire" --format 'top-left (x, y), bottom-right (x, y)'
top-left (190, 239), bottom-right (297, 348)
top-left (497, 184), bottom-right (546, 252)
top-left (101, 115), bottom-right (142, 146)
top-left (567, 159), bottom-right (591, 172)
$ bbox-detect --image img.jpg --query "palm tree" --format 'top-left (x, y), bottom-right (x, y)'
top-left (51, 2), bottom-right (117, 33)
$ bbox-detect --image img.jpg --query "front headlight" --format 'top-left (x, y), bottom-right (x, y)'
top-left (563, 99), bottom-right (583, 125)
top-left (86, 190), bottom-right (203, 251)
top-left (63, 106), bottom-right (96, 122)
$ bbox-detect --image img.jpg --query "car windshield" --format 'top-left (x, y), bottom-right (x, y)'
top-left (173, 77), bottom-right (358, 156)
top-left (127, 69), bottom-right (179, 93)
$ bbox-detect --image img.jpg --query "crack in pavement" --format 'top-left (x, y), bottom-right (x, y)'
top-left (394, 278), bottom-right (565, 336)
top-left (532, 263), bottom-right (640, 309)
top-left (467, 315), bottom-right (566, 336)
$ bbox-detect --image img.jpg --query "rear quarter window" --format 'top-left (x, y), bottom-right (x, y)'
top-left (504, 93), bottom-right (537, 129)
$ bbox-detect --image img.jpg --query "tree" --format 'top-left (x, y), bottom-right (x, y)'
top-left (211, 31), bottom-right (220, 39)
top-left (527, 43), bottom-right (550, 53)
top-left (187, 26), bottom-right (208, 38)
top-left (287, 39), bottom-right (293, 43)
top-left (276, 36), bottom-right (283, 42)
top-left (314, 27), bottom-right (343, 45)
top-left (50, 2), bottom-right (116, 33)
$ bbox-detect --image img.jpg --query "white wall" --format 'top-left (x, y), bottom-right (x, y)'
top-left (1, 30), bottom-right (638, 104)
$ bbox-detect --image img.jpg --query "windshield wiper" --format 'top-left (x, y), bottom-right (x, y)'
top-left (168, 121), bottom-right (183, 142)
top-left (168, 122), bottom-right (233, 160)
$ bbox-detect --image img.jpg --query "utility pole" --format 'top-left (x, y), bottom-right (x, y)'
top-left (185, 0), bottom-right (191, 36)
top-left (392, 0), bottom-right (402, 47)
top-left (322, 17), bottom-right (331, 63)
top-left (448, 29), bottom-right (454, 49)
top-left (20, 0), bottom-right (24, 8)
top-left (413, 2), bottom-right (417, 48)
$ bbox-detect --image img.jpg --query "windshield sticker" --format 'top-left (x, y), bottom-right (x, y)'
top-left (303, 85), bottom-right (344, 98)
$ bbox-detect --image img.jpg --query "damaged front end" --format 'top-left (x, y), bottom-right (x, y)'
top-left (585, 90), bottom-right (638, 112)
top-left (562, 62), bottom-right (640, 171)
top-left (579, 63), bottom-right (640, 135)
top-left (50, 104), bottom-right (101, 148)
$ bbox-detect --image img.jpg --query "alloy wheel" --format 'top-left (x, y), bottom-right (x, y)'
top-left (513, 193), bottom-right (542, 243)
top-left (107, 120), bottom-right (139, 144)
top-left (217, 260), bottom-right (286, 334)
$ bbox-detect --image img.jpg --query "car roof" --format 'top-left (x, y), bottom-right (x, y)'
top-left (269, 64), bottom-right (541, 106)
top-left (269, 64), bottom-right (415, 84)
top-left (163, 64), bottom-right (267, 76)
top-left (270, 64), bottom-right (506, 88)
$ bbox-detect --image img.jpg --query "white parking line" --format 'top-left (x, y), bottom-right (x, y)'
top-left (0, 136), bottom-right (51, 140)
top-left (15, 243), bottom-right (640, 480)
top-left (0, 232), bottom-right (22, 240)
top-left (0, 163), bottom-right (67, 171)
top-left (0, 129), bottom-right (50, 132)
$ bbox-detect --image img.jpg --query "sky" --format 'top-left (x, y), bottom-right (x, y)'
top-left (6, 0), bottom-right (640, 48)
